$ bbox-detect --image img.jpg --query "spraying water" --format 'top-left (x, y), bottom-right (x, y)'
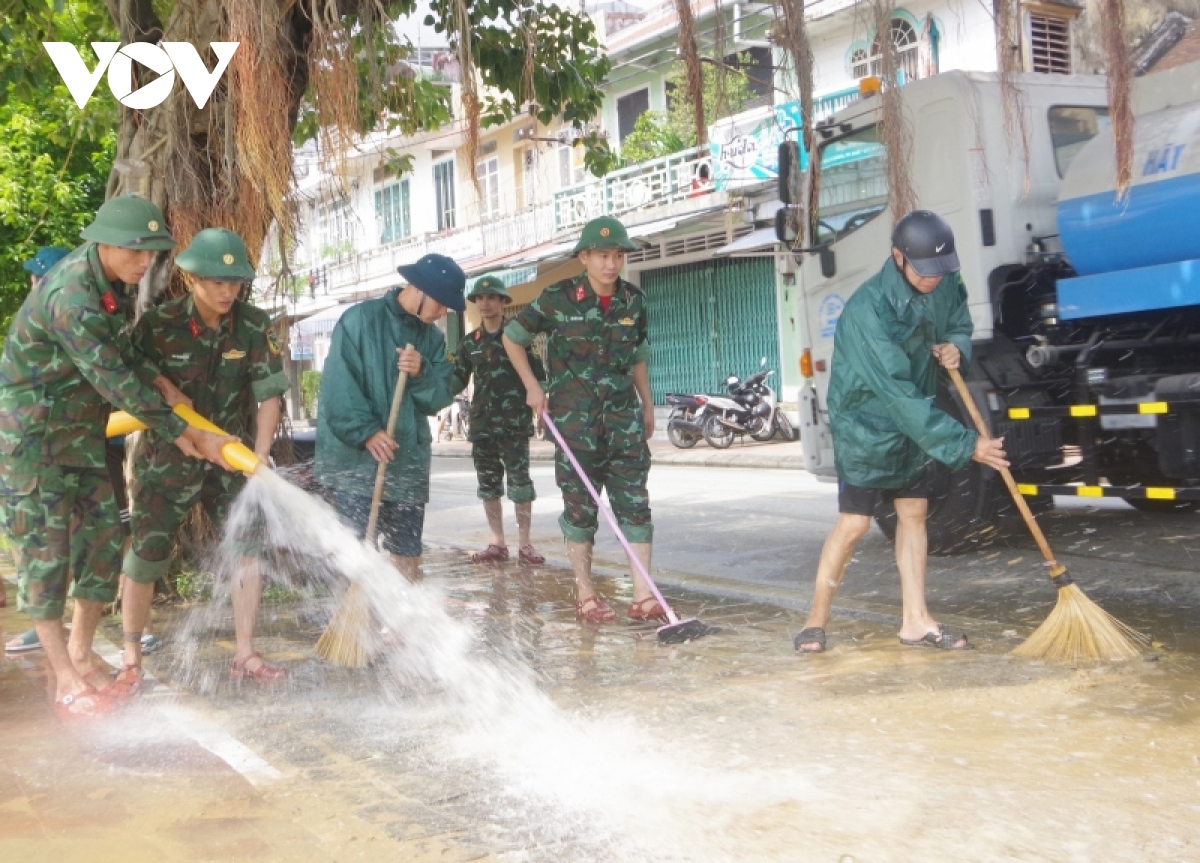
top-left (163, 469), bottom-right (826, 861)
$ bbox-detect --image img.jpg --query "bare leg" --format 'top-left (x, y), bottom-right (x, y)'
top-left (627, 542), bottom-right (654, 603)
top-left (483, 498), bottom-right (505, 547)
top-left (120, 576), bottom-right (155, 668)
top-left (66, 598), bottom-right (106, 681)
top-left (796, 513), bottom-right (872, 650)
top-left (390, 554), bottom-right (422, 583)
top-left (892, 497), bottom-right (964, 645)
top-left (515, 502), bottom-right (535, 552)
top-left (35, 618), bottom-right (89, 702)
top-left (231, 557), bottom-right (264, 667)
top-left (567, 540), bottom-right (596, 602)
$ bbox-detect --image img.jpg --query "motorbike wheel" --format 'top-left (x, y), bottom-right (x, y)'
top-left (775, 412), bottom-right (799, 442)
top-left (668, 422), bottom-right (698, 449)
top-left (703, 414), bottom-right (735, 449)
top-left (749, 417), bottom-right (776, 442)
top-left (459, 413), bottom-right (470, 439)
top-left (533, 425), bottom-right (546, 442)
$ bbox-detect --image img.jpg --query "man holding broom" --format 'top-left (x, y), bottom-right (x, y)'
top-left (116, 228), bottom-right (291, 690)
top-left (315, 254), bottom-right (463, 580)
top-left (793, 210), bottom-right (1009, 654)
top-left (452, 275), bottom-right (546, 566)
top-left (502, 216), bottom-right (662, 624)
top-left (0, 196), bottom-right (234, 718)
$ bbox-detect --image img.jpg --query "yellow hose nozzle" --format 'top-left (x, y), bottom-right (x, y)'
top-left (106, 405), bottom-right (263, 476)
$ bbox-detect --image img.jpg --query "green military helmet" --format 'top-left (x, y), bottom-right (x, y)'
top-left (572, 216), bottom-right (637, 255)
top-left (174, 228), bottom-right (256, 281)
top-left (466, 275), bottom-right (512, 304)
top-left (80, 195), bottom-right (176, 251)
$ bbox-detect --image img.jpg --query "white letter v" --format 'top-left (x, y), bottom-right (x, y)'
top-left (43, 42), bottom-right (121, 109)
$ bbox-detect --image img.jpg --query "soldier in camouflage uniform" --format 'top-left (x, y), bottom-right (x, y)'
top-left (452, 275), bottom-right (546, 566)
top-left (503, 216), bottom-right (664, 624)
top-left (0, 196), bottom-right (234, 718)
top-left (120, 228), bottom-right (291, 687)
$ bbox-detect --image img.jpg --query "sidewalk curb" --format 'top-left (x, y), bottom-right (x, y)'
top-left (431, 441), bottom-right (808, 471)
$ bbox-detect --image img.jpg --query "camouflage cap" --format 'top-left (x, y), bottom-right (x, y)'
top-left (23, 246), bottom-right (70, 276)
top-left (80, 196), bottom-right (176, 251)
top-left (572, 216), bottom-right (637, 255)
top-left (466, 275), bottom-right (512, 303)
top-left (175, 228), bottom-right (256, 281)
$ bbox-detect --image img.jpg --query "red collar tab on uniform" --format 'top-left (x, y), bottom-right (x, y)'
top-left (100, 291), bottom-right (119, 314)
top-left (475, 329), bottom-right (482, 342)
top-left (576, 285), bottom-right (586, 302)
top-left (188, 318), bottom-right (202, 338)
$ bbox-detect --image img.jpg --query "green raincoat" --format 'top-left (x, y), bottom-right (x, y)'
top-left (315, 288), bottom-right (455, 504)
top-left (828, 258), bottom-right (977, 489)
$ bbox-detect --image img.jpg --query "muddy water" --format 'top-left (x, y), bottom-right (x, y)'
top-left (2, 472), bottom-right (1199, 862)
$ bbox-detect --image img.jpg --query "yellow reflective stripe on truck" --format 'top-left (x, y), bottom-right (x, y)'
top-left (1138, 402), bottom-right (1168, 414)
top-left (1018, 485), bottom-right (1191, 500)
top-left (1069, 405), bottom-right (1098, 418)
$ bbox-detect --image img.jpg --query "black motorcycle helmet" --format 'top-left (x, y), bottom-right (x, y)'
top-left (891, 210), bottom-right (960, 277)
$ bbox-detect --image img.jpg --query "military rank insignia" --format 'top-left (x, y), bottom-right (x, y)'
top-left (266, 330), bottom-right (282, 355)
top-left (222, 349), bottom-right (247, 361)
top-left (188, 319), bottom-right (202, 338)
top-left (100, 291), bottom-right (118, 314)
top-left (576, 285), bottom-right (586, 302)
top-left (619, 316), bottom-right (634, 326)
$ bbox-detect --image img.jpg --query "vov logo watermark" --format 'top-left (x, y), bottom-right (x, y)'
top-left (43, 42), bottom-right (240, 110)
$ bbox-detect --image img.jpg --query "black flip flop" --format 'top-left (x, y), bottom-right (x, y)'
top-left (794, 627), bottom-right (827, 653)
top-left (899, 624), bottom-right (973, 650)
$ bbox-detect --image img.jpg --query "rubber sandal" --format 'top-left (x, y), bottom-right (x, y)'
top-left (107, 664), bottom-right (145, 700)
top-left (140, 634), bottom-right (164, 655)
top-left (80, 667), bottom-right (114, 693)
top-left (5, 629), bottom-right (42, 653)
top-left (470, 544), bottom-right (510, 564)
top-left (55, 686), bottom-right (114, 720)
top-left (230, 651), bottom-right (288, 681)
top-left (794, 627), bottom-right (827, 654)
top-left (575, 595), bottom-right (616, 624)
top-left (899, 623), bottom-right (972, 650)
top-left (518, 545), bottom-right (545, 565)
top-left (627, 597), bottom-right (668, 623)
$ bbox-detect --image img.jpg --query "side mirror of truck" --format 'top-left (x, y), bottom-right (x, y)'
top-left (774, 206), bottom-right (801, 247)
top-left (819, 245), bottom-right (836, 278)
top-left (777, 141), bottom-right (802, 205)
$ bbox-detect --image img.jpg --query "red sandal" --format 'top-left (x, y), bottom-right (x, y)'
top-left (55, 686), bottom-right (114, 720)
top-left (471, 544), bottom-right (509, 564)
top-left (230, 652), bottom-right (288, 682)
top-left (575, 595), bottom-right (616, 624)
top-left (107, 664), bottom-right (145, 700)
top-left (627, 597), bottom-right (668, 623)
top-left (518, 545), bottom-right (545, 565)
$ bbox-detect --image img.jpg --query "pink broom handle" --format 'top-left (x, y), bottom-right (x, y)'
top-left (541, 410), bottom-right (679, 625)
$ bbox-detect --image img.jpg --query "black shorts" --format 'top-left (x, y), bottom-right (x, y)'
top-left (837, 470), bottom-right (931, 516)
top-left (334, 491), bottom-right (425, 558)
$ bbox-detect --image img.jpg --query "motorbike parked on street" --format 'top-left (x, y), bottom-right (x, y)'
top-left (665, 392), bottom-right (712, 449)
top-left (701, 364), bottom-right (798, 449)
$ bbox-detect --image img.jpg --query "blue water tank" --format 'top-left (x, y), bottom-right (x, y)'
top-left (1057, 102), bottom-right (1200, 277)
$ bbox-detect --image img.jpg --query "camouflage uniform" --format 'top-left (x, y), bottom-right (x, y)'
top-left (453, 278), bottom-right (545, 504)
top-left (504, 229), bottom-right (652, 543)
top-left (124, 230), bottom-right (289, 584)
top-left (0, 198), bottom-right (186, 619)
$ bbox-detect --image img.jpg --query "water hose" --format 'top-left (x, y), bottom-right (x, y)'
top-left (106, 404), bottom-right (262, 475)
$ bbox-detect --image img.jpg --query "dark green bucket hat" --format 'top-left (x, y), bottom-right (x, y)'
top-left (467, 275), bottom-right (512, 303)
top-left (23, 246), bottom-right (70, 276)
top-left (572, 216), bottom-right (637, 255)
top-left (175, 228), bottom-right (256, 281)
top-left (80, 195), bottom-right (175, 251)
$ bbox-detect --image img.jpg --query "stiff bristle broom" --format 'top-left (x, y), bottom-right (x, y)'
top-left (316, 344), bottom-right (414, 667)
top-left (948, 368), bottom-right (1148, 662)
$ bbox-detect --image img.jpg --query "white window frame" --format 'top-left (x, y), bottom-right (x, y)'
top-left (476, 156), bottom-right (501, 221)
top-left (433, 159), bottom-right (456, 232)
top-left (374, 179), bottom-right (411, 245)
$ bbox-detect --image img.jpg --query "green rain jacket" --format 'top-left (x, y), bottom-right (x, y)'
top-left (828, 258), bottom-right (977, 489)
top-left (314, 288), bottom-right (455, 504)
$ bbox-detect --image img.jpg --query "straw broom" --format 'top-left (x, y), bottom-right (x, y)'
top-left (948, 368), bottom-right (1148, 662)
top-left (316, 345), bottom-right (413, 667)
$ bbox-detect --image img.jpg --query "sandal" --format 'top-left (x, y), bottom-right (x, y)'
top-left (55, 686), bottom-right (113, 720)
top-left (627, 597), bottom-right (668, 623)
top-left (899, 623), bottom-right (972, 651)
top-left (470, 544), bottom-right (509, 564)
top-left (575, 595), bottom-right (616, 624)
top-left (794, 627), bottom-right (827, 654)
top-left (107, 664), bottom-right (145, 700)
top-left (140, 634), bottom-right (164, 655)
top-left (5, 629), bottom-right (42, 653)
top-left (80, 667), bottom-right (114, 693)
top-left (518, 545), bottom-right (545, 565)
top-left (230, 652), bottom-right (288, 681)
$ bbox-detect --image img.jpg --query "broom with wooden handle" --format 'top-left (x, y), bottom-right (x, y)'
top-left (947, 367), bottom-right (1147, 662)
top-left (315, 344), bottom-right (414, 667)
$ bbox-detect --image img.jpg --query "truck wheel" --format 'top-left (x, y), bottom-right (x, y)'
top-left (873, 463), bottom-right (1003, 556)
top-left (668, 423), bottom-right (698, 449)
top-left (703, 415), bottom-right (735, 449)
top-left (1126, 498), bottom-right (1199, 514)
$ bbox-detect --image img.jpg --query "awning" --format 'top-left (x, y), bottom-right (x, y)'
top-left (466, 264), bottom-right (540, 290)
top-left (714, 226), bottom-right (780, 257)
top-left (293, 301), bottom-right (357, 336)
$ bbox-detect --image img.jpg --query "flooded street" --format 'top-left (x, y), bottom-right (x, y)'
top-left (5, 549), bottom-right (1200, 860)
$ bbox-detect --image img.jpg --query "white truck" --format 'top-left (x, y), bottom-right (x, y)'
top-left (779, 62), bottom-right (1200, 552)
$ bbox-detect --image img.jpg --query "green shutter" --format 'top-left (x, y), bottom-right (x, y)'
top-left (642, 257), bottom-right (779, 404)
